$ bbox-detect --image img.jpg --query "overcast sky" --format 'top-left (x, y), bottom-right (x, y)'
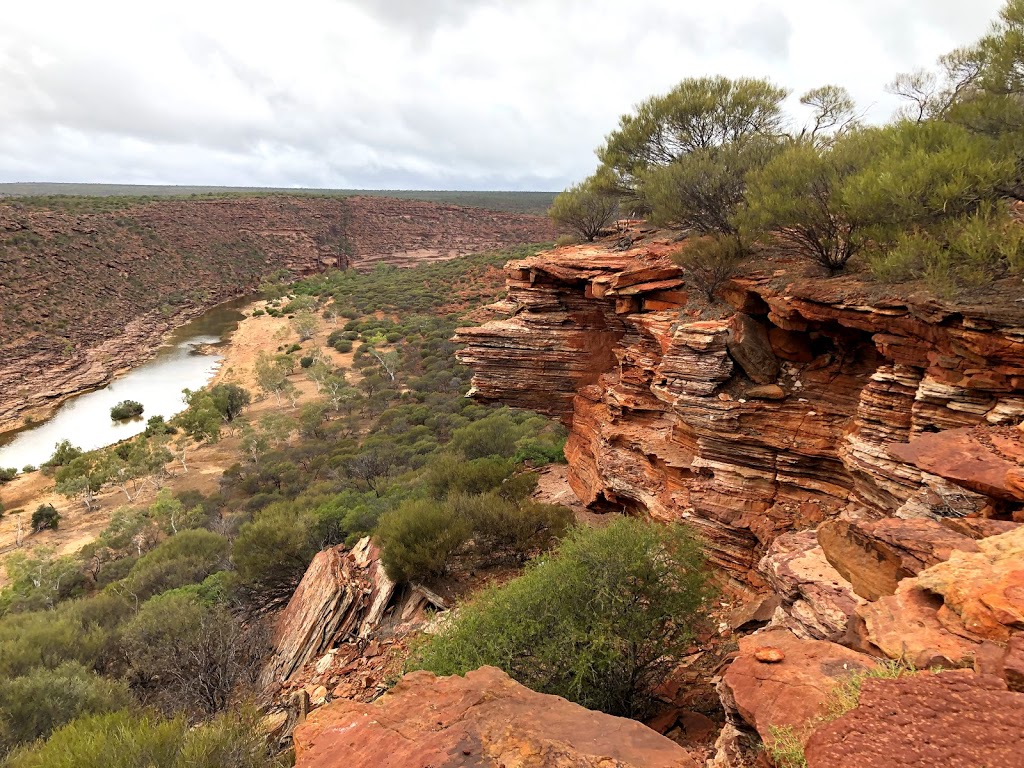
top-left (0, 0), bottom-right (1005, 191)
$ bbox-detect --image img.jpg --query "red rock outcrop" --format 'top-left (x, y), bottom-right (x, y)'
top-left (718, 628), bottom-right (876, 746)
top-left (455, 233), bottom-right (1024, 582)
top-left (0, 195), bottom-right (554, 432)
top-left (293, 666), bottom-right (700, 768)
top-left (804, 671), bottom-right (1024, 768)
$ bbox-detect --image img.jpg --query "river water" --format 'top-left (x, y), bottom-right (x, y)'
top-left (0, 297), bottom-right (250, 471)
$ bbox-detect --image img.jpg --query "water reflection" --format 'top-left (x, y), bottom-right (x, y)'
top-left (0, 298), bottom-right (249, 470)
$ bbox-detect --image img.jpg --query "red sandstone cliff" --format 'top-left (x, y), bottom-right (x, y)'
top-left (455, 229), bottom-right (1024, 765)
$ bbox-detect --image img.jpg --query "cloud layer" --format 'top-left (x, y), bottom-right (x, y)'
top-left (0, 0), bottom-right (1005, 190)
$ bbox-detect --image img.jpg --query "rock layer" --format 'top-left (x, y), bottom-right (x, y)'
top-left (293, 666), bottom-right (699, 768)
top-left (456, 233), bottom-right (1024, 581)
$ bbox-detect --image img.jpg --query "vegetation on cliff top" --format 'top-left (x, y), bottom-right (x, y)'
top-left (551, 0), bottom-right (1024, 297)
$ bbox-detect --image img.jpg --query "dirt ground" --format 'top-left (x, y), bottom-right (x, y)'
top-left (0, 301), bottom-right (357, 583)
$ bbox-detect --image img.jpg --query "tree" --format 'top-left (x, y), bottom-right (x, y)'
top-left (31, 505), bottom-right (61, 532)
top-left (252, 352), bottom-right (292, 404)
top-left (596, 76), bottom-right (788, 199)
top-left (547, 180), bottom-right (619, 242)
top-left (799, 85), bottom-right (860, 145)
top-left (109, 400), bottom-right (144, 421)
top-left (642, 137), bottom-right (779, 236)
top-left (178, 390), bottom-right (222, 443)
top-left (290, 310), bottom-right (319, 342)
top-left (411, 518), bottom-right (712, 718)
top-left (208, 384), bottom-right (251, 422)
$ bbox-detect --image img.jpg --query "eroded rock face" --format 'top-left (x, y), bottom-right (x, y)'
top-left (293, 666), bottom-right (700, 768)
top-left (261, 538), bottom-right (394, 686)
top-left (804, 671), bottom-right (1024, 768)
top-left (455, 234), bottom-right (1024, 582)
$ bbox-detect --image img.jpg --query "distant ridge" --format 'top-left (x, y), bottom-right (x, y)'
top-left (0, 183), bottom-right (556, 216)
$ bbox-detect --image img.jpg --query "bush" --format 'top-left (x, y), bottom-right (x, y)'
top-left (672, 235), bottom-right (746, 302)
top-left (450, 493), bottom-right (573, 560)
top-left (0, 662), bottom-right (132, 752)
top-left (0, 467), bottom-right (16, 483)
top-left (376, 499), bottom-right (472, 583)
top-left (110, 400), bottom-right (145, 421)
top-left (548, 180), bottom-right (619, 241)
top-left (124, 530), bottom-right (229, 600)
top-left (3, 709), bottom-right (285, 768)
top-left (0, 606), bottom-right (111, 678)
top-left (423, 454), bottom-right (516, 499)
top-left (411, 518), bottom-right (711, 717)
top-left (31, 504), bottom-right (60, 532)
top-left (21, 465), bottom-right (37, 474)
top-left (209, 384), bottom-right (251, 422)
top-left (299, 355), bottom-right (315, 368)
top-left (333, 339), bottom-right (353, 353)
top-left (232, 502), bottom-right (318, 593)
top-left (119, 593), bottom-right (265, 717)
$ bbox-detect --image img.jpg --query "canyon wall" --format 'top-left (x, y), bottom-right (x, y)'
top-left (0, 194), bottom-right (555, 432)
top-left (456, 232), bottom-right (1024, 583)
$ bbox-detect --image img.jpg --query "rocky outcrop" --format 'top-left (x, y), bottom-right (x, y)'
top-left (804, 671), bottom-right (1024, 768)
top-left (718, 628), bottom-right (876, 746)
top-left (261, 538), bottom-right (395, 686)
top-left (293, 666), bottom-right (700, 768)
top-left (456, 233), bottom-right (1024, 583)
top-left (0, 195), bottom-right (554, 432)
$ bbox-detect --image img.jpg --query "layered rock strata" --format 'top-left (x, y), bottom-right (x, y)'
top-left (456, 234), bottom-right (1024, 582)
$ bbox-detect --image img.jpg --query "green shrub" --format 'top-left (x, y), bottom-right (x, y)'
top-left (411, 518), bottom-right (711, 717)
top-left (672, 235), bottom-right (746, 303)
top-left (0, 467), bottom-right (17, 483)
top-left (423, 454), bottom-right (516, 499)
top-left (21, 465), bottom-right (37, 474)
top-left (31, 504), bottom-right (60, 532)
top-left (232, 502), bottom-right (317, 593)
top-left (0, 662), bottom-right (132, 752)
top-left (548, 180), bottom-right (619, 241)
top-left (119, 593), bottom-right (265, 716)
top-left (110, 400), bottom-right (145, 421)
top-left (376, 499), bottom-right (472, 583)
top-left (124, 530), bottom-right (229, 600)
top-left (299, 355), bottom-right (315, 368)
top-left (450, 493), bottom-right (573, 560)
top-left (3, 709), bottom-right (285, 768)
top-left (0, 606), bottom-right (111, 678)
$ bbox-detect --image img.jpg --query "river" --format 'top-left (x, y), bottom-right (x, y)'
top-left (0, 297), bottom-right (250, 471)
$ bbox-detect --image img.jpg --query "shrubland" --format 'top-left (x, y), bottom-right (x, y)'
top-left (0, 244), bottom-right (570, 762)
top-left (551, 0), bottom-right (1024, 299)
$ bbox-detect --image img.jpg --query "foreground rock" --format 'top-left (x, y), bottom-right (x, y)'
top-left (293, 666), bottom-right (699, 768)
top-left (804, 671), bottom-right (1024, 768)
top-left (718, 628), bottom-right (875, 747)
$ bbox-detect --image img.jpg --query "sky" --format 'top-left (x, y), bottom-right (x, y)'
top-left (0, 0), bottom-right (1006, 191)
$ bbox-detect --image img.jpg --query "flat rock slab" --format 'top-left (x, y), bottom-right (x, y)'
top-left (721, 628), bottom-right (875, 744)
top-left (888, 426), bottom-right (1024, 502)
top-left (293, 666), bottom-right (699, 768)
top-left (805, 671), bottom-right (1024, 768)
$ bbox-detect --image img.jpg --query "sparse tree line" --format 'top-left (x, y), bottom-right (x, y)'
top-left (549, 0), bottom-right (1024, 298)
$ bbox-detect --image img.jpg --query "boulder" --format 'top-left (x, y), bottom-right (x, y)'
top-left (744, 384), bottom-right (787, 400)
top-left (914, 525), bottom-right (1024, 642)
top-left (759, 532), bottom-right (866, 641)
top-left (857, 583), bottom-right (981, 668)
top-left (726, 313), bottom-right (780, 384)
top-left (260, 537), bottom-right (394, 685)
top-left (293, 666), bottom-right (700, 768)
top-left (816, 517), bottom-right (982, 601)
top-left (719, 628), bottom-right (875, 746)
top-left (804, 671), bottom-right (1024, 768)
